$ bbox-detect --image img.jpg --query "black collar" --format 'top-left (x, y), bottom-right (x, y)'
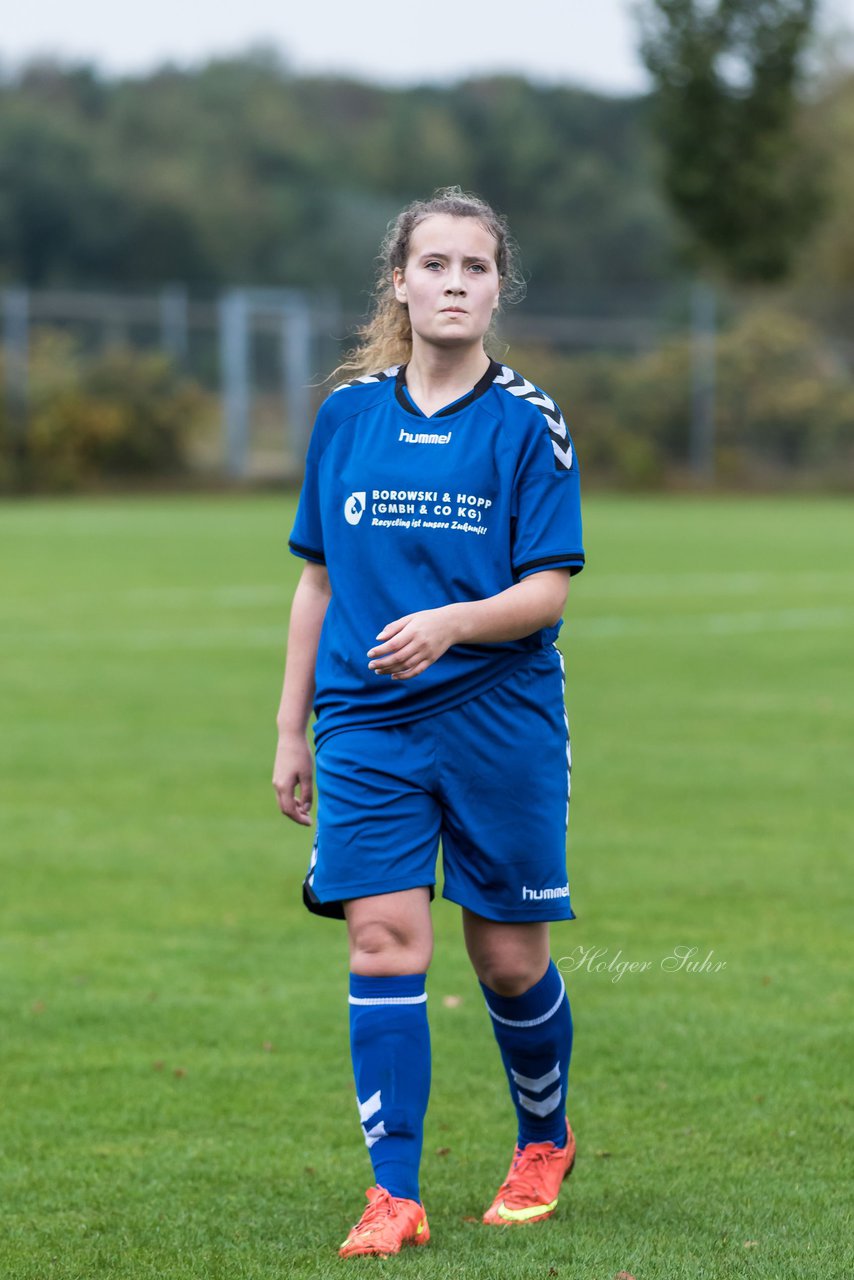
top-left (395, 359), bottom-right (501, 419)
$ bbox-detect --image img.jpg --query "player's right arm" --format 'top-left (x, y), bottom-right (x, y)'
top-left (272, 561), bottom-right (332, 825)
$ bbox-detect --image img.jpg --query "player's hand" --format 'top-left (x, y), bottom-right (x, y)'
top-left (272, 731), bottom-right (314, 825)
top-left (367, 607), bottom-right (459, 681)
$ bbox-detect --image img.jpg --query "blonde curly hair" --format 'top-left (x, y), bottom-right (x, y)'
top-left (333, 186), bottom-right (525, 381)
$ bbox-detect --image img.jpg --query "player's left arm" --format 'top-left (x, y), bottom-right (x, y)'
top-left (367, 569), bottom-right (569, 681)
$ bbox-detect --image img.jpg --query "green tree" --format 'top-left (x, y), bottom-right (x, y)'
top-left (795, 67), bottom-right (854, 289)
top-left (0, 105), bottom-right (117, 285)
top-left (636, 0), bottom-right (824, 281)
top-left (0, 54), bottom-right (683, 301)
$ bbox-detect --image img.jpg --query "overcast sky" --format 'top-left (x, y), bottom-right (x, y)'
top-left (2, 0), bottom-right (854, 92)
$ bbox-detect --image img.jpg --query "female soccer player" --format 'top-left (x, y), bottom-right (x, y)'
top-left (273, 187), bottom-right (585, 1258)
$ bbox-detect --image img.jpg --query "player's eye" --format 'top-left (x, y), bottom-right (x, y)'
top-left (425, 260), bottom-right (443, 270)
top-left (468, 264), bottom-right (487, 273)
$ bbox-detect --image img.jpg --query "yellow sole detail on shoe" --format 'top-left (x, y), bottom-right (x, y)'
top-left (496, 1196), bottom-right (559, 1223)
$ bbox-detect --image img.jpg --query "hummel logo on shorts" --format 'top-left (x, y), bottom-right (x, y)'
top-left (522, 884), bottom-right (570, 901)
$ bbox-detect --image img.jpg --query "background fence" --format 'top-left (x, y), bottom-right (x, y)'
top-left (2, 281), bottom-right (853, 488)
top-left (1, 285), bottom-right (339, 482)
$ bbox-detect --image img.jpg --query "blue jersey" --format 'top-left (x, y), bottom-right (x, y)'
top-left (289, 359), bottom-right (584, 746)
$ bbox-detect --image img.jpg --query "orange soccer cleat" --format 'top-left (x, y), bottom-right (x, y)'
top-left (482, 1118), bottom-right (576, 1226)
top-left (338, 1185), bottom-right (430, 1258)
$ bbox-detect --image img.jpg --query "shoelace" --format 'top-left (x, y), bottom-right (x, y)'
top-left (502, 1143), bottom-right (561, 1199)
top-left (351, 1188), bottom-right (396, 1234)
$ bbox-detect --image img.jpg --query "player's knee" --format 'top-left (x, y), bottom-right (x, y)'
top-left (476, 954), bottom-right (548, 997)
top-left (349, 918), bottom-right (432, 974)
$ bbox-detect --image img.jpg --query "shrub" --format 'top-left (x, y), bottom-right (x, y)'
top-left (714, 306), bottom-right (854, 479)
top-left (506, 302), bottom-right (854, 488)
top-left (2, 330), bottom-right (209, 492)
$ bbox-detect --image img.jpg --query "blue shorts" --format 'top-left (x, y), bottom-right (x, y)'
top-left (302, 647), bottom-right (577, 924)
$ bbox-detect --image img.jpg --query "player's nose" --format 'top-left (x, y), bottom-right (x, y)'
top-left (445, 264), bottom-right (466, 293)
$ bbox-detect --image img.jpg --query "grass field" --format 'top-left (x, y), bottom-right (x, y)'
top-left (1, 493), bottom-right (852, 1280)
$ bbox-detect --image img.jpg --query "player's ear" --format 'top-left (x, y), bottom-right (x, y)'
top-left (393, 268), bottom-right (407, 304)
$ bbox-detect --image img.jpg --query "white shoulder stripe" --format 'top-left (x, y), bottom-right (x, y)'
top-left (493, 364), bottom-right (573, 471)
top-left (332, 365), bottom-right (400, 393)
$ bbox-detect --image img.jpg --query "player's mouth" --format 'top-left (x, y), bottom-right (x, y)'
top-left (441, 307), bottom-right (467, 314)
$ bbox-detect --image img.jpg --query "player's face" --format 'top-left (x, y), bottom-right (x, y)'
top-left (393, 214), bottom-right (501, 351)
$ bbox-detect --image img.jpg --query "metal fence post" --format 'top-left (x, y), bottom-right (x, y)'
top-left (690, 281), bottom-right (717, 481)
top-left (159, 285), bottom-right (189, 367)
top-left (219, 289), bottom-right (250, 478)
top-left (2, 287), bottom-right (30, 429)
top-left (315, 286), bottom-right (343, 393)
top-left (282, 294), bottom-right (312, 463)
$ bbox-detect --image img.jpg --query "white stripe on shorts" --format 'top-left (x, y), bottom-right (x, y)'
top-left (556, 645), bottom-right (571, 828)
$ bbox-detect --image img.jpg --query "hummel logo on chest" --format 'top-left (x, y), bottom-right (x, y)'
top-left (399, 427), bottom-right (452, 445)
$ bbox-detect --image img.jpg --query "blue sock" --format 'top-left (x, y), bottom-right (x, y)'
top-left (480, 960), bottom-right (573, 1149)
top-left (348, 973), bottom-right (430, 1203)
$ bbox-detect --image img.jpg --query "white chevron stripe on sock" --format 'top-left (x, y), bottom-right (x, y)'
top-left (517, 1085), bottom-right (563, 1117)
top-left (511, 1062), bottom-right (561, 1093)
top-left (363, 1120), bottom-right (387, 1149)
top-left (357, 1090), bottom-right (382, 1124)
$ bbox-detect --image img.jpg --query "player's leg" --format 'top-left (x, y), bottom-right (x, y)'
top-left (463, 912), bottom-right (576, 1222)
top-left (463, 912), bottom-right (572, 1151)
top-left (339, 890), bottom-right (433, 1256)
top-left (346, 887), bottom-right (433, 1197)
top-left (461, 916), bottom-right (576, 1227)
top-left (303, 725), bottom-right (438, 1256)
top-left (437, 648), bottom-right (577, 1223)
